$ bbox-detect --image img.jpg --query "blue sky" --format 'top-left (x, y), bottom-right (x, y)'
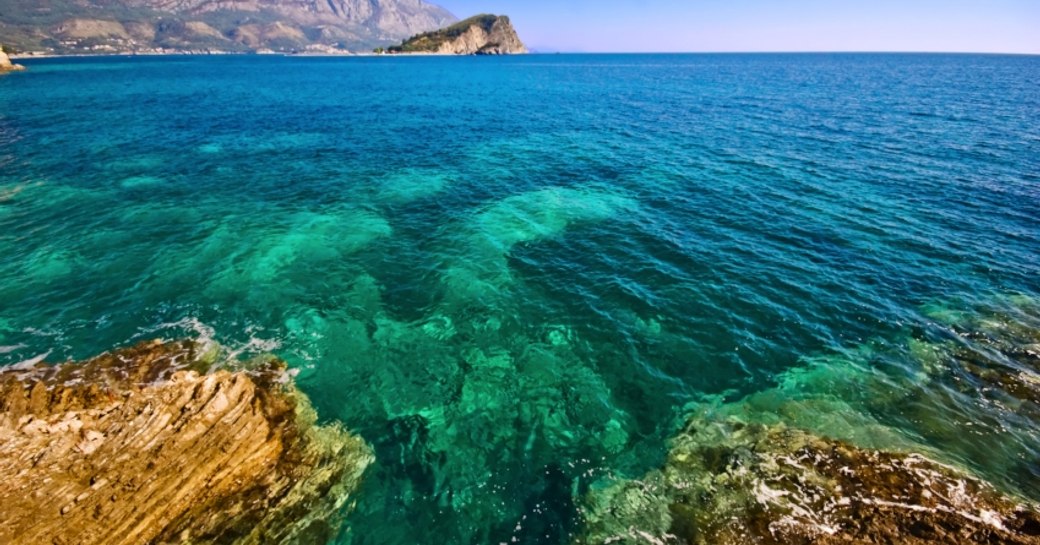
top-left (435, 0), bottom-right (1040, 53)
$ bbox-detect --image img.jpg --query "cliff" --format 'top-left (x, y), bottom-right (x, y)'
top-left (0, 0), bottom-right (456, 54)
top-left (387, 14), bottom-right (526, 55)
top-left (0, 339), bottom-right (373, 545)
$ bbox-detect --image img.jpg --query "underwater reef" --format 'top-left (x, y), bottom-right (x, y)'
top-left (578, 416), bottom-right (1040, 545)
top-left (576, 295), bottom-right (1040, 544)
top-left (0, 339), bottom-right (372, 545)
top-left (2, 176), bottom-right (1039, 544)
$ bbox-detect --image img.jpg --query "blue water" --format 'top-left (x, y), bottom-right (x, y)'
top-left (1, 53), bottom-right (1039, 544)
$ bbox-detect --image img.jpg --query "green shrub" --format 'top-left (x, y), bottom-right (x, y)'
top-left (387, 14), bottom-right (500, 53)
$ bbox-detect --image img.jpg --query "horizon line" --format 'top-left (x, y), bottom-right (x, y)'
top-left (525, 50), bottom-right (1040, 56)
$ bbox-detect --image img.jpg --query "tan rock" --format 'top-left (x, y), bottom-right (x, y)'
top-left (0, 339), bottom-right (373, 545)
top-left (390, 14), bottom-right (527, 55)
top-left (0, 49), bottom-right (26, 72)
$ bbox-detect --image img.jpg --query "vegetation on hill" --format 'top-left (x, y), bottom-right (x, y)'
top-left (387, 14), bottom-right (500, 53)
top-left (0, 0), bottom-right (456, 54)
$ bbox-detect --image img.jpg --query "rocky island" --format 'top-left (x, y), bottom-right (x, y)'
top-left (385, 14), bottom-right (527, 54)
top-left (0, 339), bottom-right (372, 545)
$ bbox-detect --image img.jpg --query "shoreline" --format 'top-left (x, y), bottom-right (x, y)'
top-left (10, 51), bottom-right (511, 60)
top-left (0, 339), bottom-right (373, 545)
top-left (11, 51), bottom-right (1038, 61)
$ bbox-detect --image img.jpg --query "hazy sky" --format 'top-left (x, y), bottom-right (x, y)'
top-left (435, 0), bottom-right (1040, 53)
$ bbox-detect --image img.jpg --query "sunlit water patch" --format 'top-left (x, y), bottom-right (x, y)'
top-left (1, 53), bottom-right (1038, 544)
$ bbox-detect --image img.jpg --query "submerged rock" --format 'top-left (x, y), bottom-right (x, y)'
top-left (0, 339), bottom-right (373, 545)
top-left (924, 297), bottom-right (1040, 408)
top-left (579, 416), bottom-right (1040, 545)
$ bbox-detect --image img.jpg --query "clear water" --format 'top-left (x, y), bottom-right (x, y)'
top-left (1, 53), bottom-right (1038, 544)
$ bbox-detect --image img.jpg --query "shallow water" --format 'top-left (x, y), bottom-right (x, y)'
top-left (1, 53), bottom-right (1039, 544)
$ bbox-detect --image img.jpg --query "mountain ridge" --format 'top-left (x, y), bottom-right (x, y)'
top-left (0, 0), bottom-right (457, 54)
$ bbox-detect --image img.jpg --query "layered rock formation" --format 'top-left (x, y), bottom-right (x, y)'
top-left (387, 14), bottom-right (526, 54)
top-left (0, 0), bottom-right (456, 54)
top-left (579, 415), bottom-right (1040, 545)
top-left (0, 48), bottom-right (26, 72)
top-left (0, 339), bottom-right (373, 545)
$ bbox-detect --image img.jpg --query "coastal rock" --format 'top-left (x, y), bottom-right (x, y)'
top-left (0, 49), bottom-right (26, 72)
top-left (388, 14), bottom-right (527, 55)
top-left (0, 339), bottom-right (373, 545)
top-left (578, 416), bottom-right (1040, 545)
top-left (922, 297), bottom-right (1040, 408)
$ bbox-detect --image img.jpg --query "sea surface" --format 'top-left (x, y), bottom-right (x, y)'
top-left (1, 53), bottom-right (1039, 544)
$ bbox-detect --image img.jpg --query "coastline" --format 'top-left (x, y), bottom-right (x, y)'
top-left (10, 51), bottom-right (503, 60)
top-left (0, 339), bottom-right (373, 545)
top-left (12, 51), bottom-right (1037, 61)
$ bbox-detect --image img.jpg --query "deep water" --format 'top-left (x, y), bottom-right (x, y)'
top-left (1, 53), bottom-right (1039, 544)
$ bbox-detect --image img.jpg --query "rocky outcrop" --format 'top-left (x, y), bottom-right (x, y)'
top-left (0, 339), bottom-right (373, 545)
top-left (0, 0), bottom-right (457, 54)
top-left (0, 49), bottom-right (26, 72)
top-left (388, 14), bottom-right (527, 55)
top-left (576, 296), bottom-right (1040, 545)
top-left (578, 416), bottom-right (1040, 545)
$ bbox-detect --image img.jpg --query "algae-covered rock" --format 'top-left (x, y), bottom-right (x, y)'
top-left (920, 295), bottom-right (1040, 408)
top-left (0, 339), bottom-right (373, 545)
top-left (576, 297), bottom-right (1040, 545)
top-left (578, 416), bottom-right (1040, 545)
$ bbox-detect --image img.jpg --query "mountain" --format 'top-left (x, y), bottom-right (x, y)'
top-left (386, 14), bottom-right (526, 55)
top-left (0, 0), bottom-right (457, 54)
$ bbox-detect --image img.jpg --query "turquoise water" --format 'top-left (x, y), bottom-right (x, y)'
top-left (1, 54), bottom-right (1039, 543)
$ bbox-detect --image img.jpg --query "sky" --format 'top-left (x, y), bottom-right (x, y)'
top-left (434, 0), bottom-right (1040, 54)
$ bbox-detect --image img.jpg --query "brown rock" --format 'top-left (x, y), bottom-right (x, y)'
top-left (0, 339), bottom-right (373, 545)
top-left (578, 417), bottom-right (1040, 545)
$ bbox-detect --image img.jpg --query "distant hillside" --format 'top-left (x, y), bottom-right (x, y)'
top-left (386, 14), bottom-right (526, 55)
top-left (0, 0), bottom-right (457, 54)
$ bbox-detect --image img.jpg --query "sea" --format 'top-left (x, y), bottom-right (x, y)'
top-left (1, 53), bottom-right (1038, 544)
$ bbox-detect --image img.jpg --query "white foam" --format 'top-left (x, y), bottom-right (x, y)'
top-left (8, 350), bottom-right (51, 369)
top-left (0, 344), bottom-right (25, 355)
top-left (146, 316), bottom-right (217, 348)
